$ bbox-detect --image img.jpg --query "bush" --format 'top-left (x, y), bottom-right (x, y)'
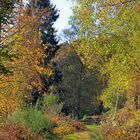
top-left (53, 124), bottom-right (75, 136)
top-left (51, 115), bottom-right (85, 136)
top-left (43, 94), bottom-right (63, 116)
top-left (127, 122), bottom-right (140, 140)
top-left (44, 102), bottom-right (63, 117)
top-left (43, 94), bottom-right (58, 109)
top-left (0, 122), bottom-right (45, 140)
top-left (105, 122), bottom-right (140, 140)
top-left (8, 107), bottom-right (54, 134)
top-left (0, 94), bottom-right (21, 118)
top-left (71, 120), bottom-right (85, 131)
top-left (102, 109), bottom-right (140, 140)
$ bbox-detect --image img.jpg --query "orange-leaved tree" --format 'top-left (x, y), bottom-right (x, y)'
top-left (0, 6), bottom-right (53, 117)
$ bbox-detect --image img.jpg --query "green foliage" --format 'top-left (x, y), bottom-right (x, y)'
top-left (8, 107), bottom-right (54, 134)
top-left (42, 94), bottom-right (63, 116)
top-left (62, 133), bottom-right (78, 140)
top-left (43, 94), bottom-right (58, 109)
top-left (86, 124), bottom-right (105, 140)
top-left (37, 0), bottom-right (59, 46)
top-left (99, 88), bottom-right (127, 109)
top-left (0, 49), bottom-right (12, 74)
top-left (54, 45), bottom-right (103, 118)
top-left (70, 0), bottom-right (140, 110)
top-left (0, 0), bottom-right (140, 139)
top-left (82, 115), bottom-right (90, 121)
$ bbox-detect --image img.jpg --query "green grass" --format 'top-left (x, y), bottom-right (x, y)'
top-left (8, 107), bottom-right (55, 135)
top-left (86, 124), bottom-right (105, 140)
top-left (62, 123), bottom-right (105, 140)
top-left (62, 133), bottom-right (78, 140)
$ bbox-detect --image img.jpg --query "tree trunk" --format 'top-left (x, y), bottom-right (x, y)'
top-left (75, 59), bottom-right (84, 119)
top-left (113, 92), bottom-right (119, 125)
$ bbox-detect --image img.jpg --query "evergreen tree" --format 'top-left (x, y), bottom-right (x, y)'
top-left (37, 0), bottom-right (59, 62)
top-left (36, 0), bottom-right (61, 94)
top-left (25, 0), bottom-right (61, 97)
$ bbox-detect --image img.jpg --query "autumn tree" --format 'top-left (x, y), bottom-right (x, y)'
top-left (0, 6), bottom-right (53, 116)
top-left (70, 0), bottom-right (140, 112)
top-left (23, 0), bottom-right (61, 95)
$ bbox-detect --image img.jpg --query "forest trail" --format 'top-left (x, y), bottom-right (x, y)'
top-left (62, 122), bottom-right (103, 140)
top-left (62, 130), bottom-right (91, 140)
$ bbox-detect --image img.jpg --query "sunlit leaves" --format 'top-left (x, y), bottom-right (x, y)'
top-left (71, 0), bottom-right (140, 110)
top-left (0, 93), bottom-right (21, 117)
top-left (0, 7), bottom-right (54, 116)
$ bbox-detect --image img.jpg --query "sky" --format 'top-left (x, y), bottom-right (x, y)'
top-left (51, 0), bottom-right (73, 35)
top-left (23, 0), bottom-right (73, 35)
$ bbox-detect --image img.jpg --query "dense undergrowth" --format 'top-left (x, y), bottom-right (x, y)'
top-left (0, 94), bottom-right (85, 140)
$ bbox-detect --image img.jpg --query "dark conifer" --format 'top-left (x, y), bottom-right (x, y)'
top-left (37, 0), bottom-right (59, 62)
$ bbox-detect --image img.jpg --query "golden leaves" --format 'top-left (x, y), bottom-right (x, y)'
top-left (0, 93), bottom-right (21, 117)
top-left (0, 8), bottom-right (52, 116)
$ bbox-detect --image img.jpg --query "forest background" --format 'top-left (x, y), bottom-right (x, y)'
top-left (0, 0), bottom-right (140, 140)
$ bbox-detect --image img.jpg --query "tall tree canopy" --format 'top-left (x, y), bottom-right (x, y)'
top-left (70, 0), bottom-right (140, 109)
top-left (0, 5), bottom-right (53, 116)
top-left (37, 0), bottom-right (59, 46)
top-left (37, 0), bottom-right (59, 63)
top-left (36, 0), bottom-right (61, 94)
top-left (22, 0), bottom-right (61, 95)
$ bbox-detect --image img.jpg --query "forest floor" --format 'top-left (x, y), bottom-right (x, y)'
top-left (62, 123), bottom-right (104, 140)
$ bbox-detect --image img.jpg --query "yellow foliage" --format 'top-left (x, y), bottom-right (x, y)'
top-left (0, 93), bottom-right (21, 117)
top-left (0, 8), bottom-right (52, 116)
top-left (53, 124), bottom-right (76, 136)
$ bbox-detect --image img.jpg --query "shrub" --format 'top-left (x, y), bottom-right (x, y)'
top-left (43, 94), bottom-right (63, 116)
top-left (71, 120), bottom-right (85, 131)
top-left (105, 127), bottom-right (127, 140)
top-left (102, 109), bottom-right (140, 140)
top-left (82, 115), bottom-right (91, 120)
top-left (43, 94), bottom-right (58, 109)
top-left (53, 124), bottom-right (76, 136)
top-left (51, 115), bottom-right (84, 136)
top-left (0, 94), bottom-right (21, 118)
top-left (45, 103), bottom-right (63, 116)
top-left (8, 107), bottom-right (54, 134)
top-left (0, 122), bottom-right (45, 140)
top-left (105, 122), bottom-right (140, 140)
top-left (127, 122), bottom-right (140, 140)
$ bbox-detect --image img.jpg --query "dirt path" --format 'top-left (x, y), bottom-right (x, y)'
top-left (62, 131), bottom-right (91, 140)
top-left (76, 131), bottom-right (91, 140)
top-left (63, 116), bottom-right (103, 140)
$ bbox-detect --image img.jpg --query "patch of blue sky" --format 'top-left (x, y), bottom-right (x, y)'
top-left (51, 0), bottom-right (73, 34)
